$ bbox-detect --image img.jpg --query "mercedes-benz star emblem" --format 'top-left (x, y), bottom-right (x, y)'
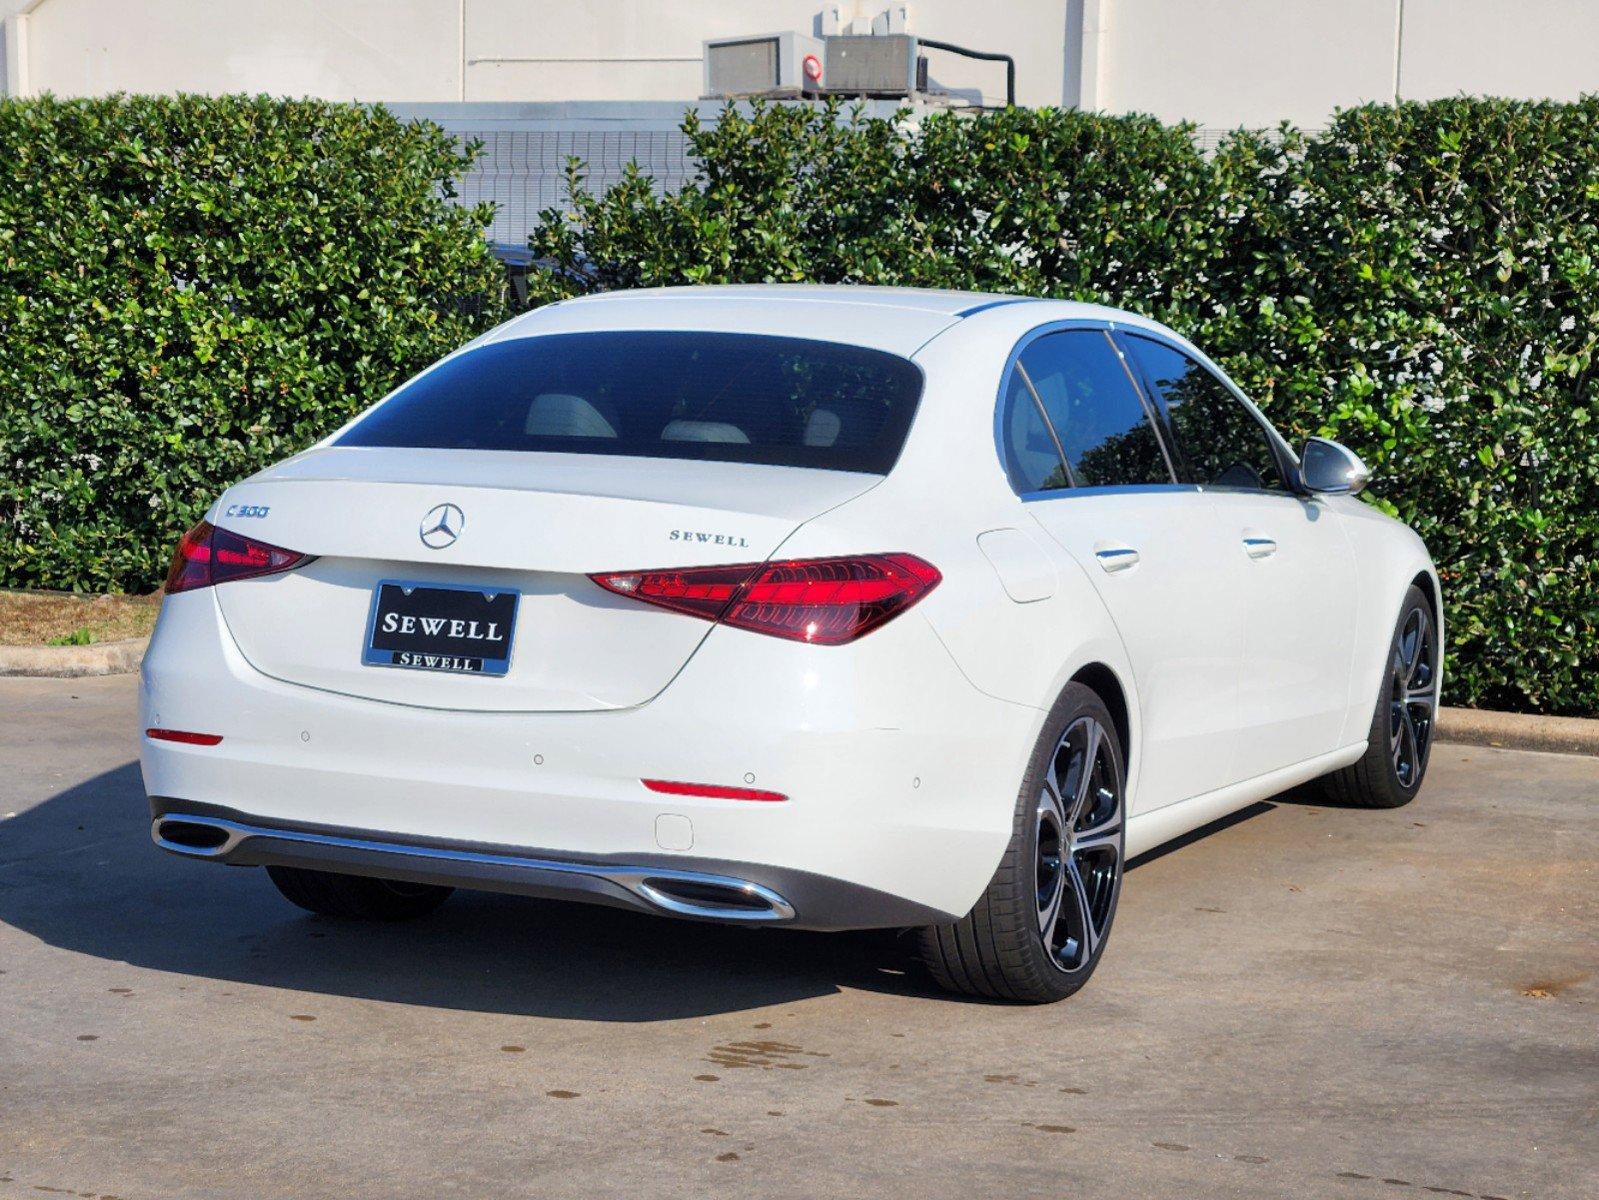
top-left (419, 503), bottom-right (465, 550)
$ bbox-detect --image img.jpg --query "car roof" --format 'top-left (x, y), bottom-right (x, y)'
top-left (494, 284), bottom-right (1178, 358)
top-left (556, 284), bottom-right (1032, 315)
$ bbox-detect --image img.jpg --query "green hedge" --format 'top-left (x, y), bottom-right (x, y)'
top-left (0, 94), bottom-right (506, 593)
top-left (530, 99), bottom-right (1599, 716)
top-left (2, 96), bottom-right (1593, 714)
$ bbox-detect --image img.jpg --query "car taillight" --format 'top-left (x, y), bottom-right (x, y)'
top-left (164, 520), bottom-right (310, 594)
top-left (591, 553), bottom-right (940, 645)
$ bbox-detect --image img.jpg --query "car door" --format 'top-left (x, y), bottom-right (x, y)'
top-left (999, 326), bottom-right (1245, 815)
top-left (1118, 332), bottom-right (1359, 780)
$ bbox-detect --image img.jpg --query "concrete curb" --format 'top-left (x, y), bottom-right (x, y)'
top-left (1, 639), bottom-right (1592, 756)
top-left (0, 637), bottom-right (148, 678)
top-left (1436, 705), bottom-right (1599, 758)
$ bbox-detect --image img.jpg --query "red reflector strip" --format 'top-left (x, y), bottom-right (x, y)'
top-left (145, 728), bottom-right (223, 746)
top-left (642, 778), bottom-right (787, 803)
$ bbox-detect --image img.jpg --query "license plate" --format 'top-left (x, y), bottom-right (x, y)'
top-left (362, 581), bottom-right (519, 676)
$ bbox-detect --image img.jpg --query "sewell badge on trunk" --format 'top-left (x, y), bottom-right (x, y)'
top-left (363, 581), bottom-right (519, 676)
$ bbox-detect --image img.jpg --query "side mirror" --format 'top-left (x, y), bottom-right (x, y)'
top-left (1300, 437), bottom-right (1372, 496)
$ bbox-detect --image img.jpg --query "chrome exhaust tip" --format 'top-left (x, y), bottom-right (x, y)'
top-left (152, 816), bottom-right (245, 857)
top-left (630, 875), bottom-right (796, 922)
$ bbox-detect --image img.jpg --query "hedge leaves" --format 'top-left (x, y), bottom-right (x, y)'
top-left (0, 95), bottom-right (504, 594)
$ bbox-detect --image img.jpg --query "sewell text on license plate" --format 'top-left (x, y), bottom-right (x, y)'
top-left (362, 580), bottom-right (519, 676)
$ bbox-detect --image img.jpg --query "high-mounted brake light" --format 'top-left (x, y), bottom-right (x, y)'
top-left (591, 553), bottom-right (940, 645)
top-left (164, 520), bottom-right (310, 594)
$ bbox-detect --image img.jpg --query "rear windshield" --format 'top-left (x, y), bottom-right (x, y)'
top-left (336, 331), bottom-right (925, 475)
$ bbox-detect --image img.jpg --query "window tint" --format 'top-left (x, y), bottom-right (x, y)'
top-left (1001, 330), bottom-right (1171, 492)
top-left (338, 332), bottom-right (924, 475)
top-left (1122, 336), bottom-right (1285, 491)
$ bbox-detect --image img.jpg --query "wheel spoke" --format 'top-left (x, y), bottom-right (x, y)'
top-left (1064, 858), bottom-right (1097, 959)
top-left (1038, 855), bottom-right (1064, 941)
top-left (1035, 781), bottom-right (1067, 947)
top-left (1405, 693), bottom-right (1435, 731)
top-left (1043, 739), bottom-right (1074, 816)
top-left (1075, 764), bottom-right (1122, 852)
top-left (1393, 707), bottom-right (1420, 784)
top-left (1405, 611), bottom-right (1432, 689)
top-left (1072, 720), bottom-right (1103, 820)
top-left (1074, 817), bottom-right (1120, 856)
top-left (1406, 695), bottom-right (1433, 755)
top-left (1398, 615), bottom-right (1420, 675)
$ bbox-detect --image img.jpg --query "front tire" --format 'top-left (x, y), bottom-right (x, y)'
top-left (266, 865), bottom-right (454, 921)
top-left (1321, 583), bottom-right (1438, 809)
top-left (917, 683), bottom-right (1126, 1003)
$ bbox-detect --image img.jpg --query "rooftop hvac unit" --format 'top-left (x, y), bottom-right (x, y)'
top-left (703, 32), bottom-right (825, 99)
top-left (703, 32), bottom-right (1016, 106)
top-left (824, 34), bottom-right (917, 97)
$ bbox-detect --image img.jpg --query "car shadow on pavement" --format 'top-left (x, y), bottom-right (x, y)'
top-left (2, 763), bottom-right (1297, 1020)
top-left (1124, 801), bottom-right (1276, 869)
top-left (0, 763), bottom-right (950, 1021)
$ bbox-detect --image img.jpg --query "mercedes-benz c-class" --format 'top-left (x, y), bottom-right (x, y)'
top-left (140, 286), bottom-right (1440, 1002)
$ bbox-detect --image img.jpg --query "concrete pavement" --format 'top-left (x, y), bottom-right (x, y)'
top-left (1, 674), bottom-right (1594, 1199)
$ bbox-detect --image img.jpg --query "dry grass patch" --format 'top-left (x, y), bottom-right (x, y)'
top-left (0, 590), bottom-right (161, 646)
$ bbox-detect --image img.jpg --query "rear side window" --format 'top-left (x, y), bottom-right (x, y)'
top-left (1000, 367), bottom-right (1072, 492)
top-left (1000, 329), bottom-right (1172, 492)
top-left (1122, 336), bottom-right (1286, 491)
top-left (338, 331), bottom-right (925, 475)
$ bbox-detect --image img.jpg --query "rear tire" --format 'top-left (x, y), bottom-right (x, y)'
top-left (266, 865), bottom-right (454, 921)
top-left (1320, 583), bottom-right (1438, 809)
top-left (916, 682), bottom-right (1125, 1003)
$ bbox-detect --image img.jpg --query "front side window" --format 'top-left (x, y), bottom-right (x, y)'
top-left (999, 329), bottom-right (1172, 493)
top-left (337, 332), bottom-right (925, 475)
top-left (1122, 336), bottom-right (1286, 491)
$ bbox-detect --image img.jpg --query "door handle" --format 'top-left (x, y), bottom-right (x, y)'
top-left (1094, 545), bottom-right (1141, 573)
top-left (1242, 535), bottom-right (1278, 560)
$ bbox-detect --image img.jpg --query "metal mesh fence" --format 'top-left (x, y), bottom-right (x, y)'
top-left (395, 105), bottom-right (1316, 246)
top-left (453, 128), bottom-right (697, 242)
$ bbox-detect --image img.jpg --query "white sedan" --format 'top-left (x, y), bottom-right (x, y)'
top-left (139, 286), bottom-right (1440, 1003)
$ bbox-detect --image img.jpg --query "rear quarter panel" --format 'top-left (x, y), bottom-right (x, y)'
top-left (769, 306), bottom-right (1144, 808)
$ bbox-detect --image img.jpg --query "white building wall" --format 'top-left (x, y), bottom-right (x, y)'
top-left (1092, 0), bottom-right (1403, 129)
top-left (22, 0), bottom-right (458, 100)
top-left (2, 0), bottom-right (1595, 128)
top-left (1401, 0), bottom-right (1599, 104)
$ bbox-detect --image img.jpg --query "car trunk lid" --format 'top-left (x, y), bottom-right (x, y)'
top-left (209, 447), bottom-right (878, 712)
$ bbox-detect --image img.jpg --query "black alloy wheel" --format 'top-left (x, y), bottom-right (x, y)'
top-left (918, 682), bottom-right (1126, 1002)
top-left (1321, 583), bottom-right (1438, 809)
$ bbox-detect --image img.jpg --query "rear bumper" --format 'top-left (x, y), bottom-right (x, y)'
top-left (139, 588), bottom-right (1041, 926)
top-left (149, 800), bottom-right (949, 930)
